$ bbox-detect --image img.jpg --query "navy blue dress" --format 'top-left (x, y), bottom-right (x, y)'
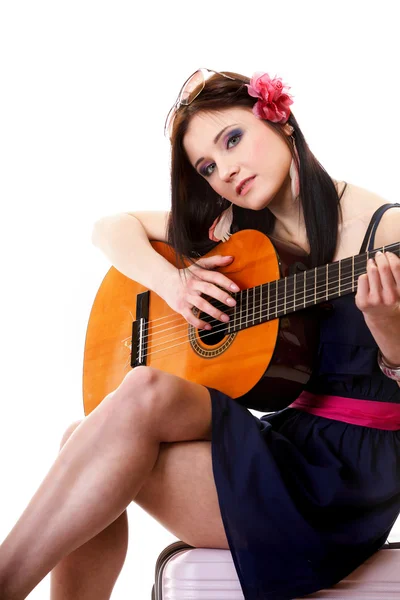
top-left (208, 202), bottom-right (400, 599)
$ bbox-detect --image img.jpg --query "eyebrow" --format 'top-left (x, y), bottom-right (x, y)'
top-left (194, 124), bottom-right (237, 170)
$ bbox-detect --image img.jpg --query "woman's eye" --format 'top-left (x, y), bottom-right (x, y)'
top-left (201, 163), bottom-right (216, 177)
top-left (227, 134), bottom-right (241, 148)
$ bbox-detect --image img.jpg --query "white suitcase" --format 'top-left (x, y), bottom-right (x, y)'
top-left (152, 540), bottom-right (400, 599)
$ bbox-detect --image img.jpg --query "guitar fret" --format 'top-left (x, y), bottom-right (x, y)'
top-left (315, 265), bottom-right (324, 304)
top-left (340, 257), bottom-right (352, 298)
top-left (326, 264), bottom-right (328, 300)
top-left (284, 277), bottom-right (287, 314)
top-left (328, 261), bottom-right (339, 300)
top-left (293, 272), bottom-right (296, 311)
top-left (293, 269), bottom-right (304, 311)
top-left (314, 267), bottom-right (317, 304)
top-left (303, 268), bottom-right (313, 309)
top-left (271, 280), bottom-right (277, 318)
top-left (287, 274), bottom-right (295, 314)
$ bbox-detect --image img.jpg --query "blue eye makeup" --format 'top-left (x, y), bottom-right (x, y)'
top-left (225, 128), bottom-right (243, 149)
top-left (200, 163), bottom-right (216, 177)
top-left (199, 128), bottom-right (243, 177)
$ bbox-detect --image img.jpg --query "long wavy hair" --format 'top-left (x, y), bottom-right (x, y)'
top-left (166, 71), bottom-right (343, 269)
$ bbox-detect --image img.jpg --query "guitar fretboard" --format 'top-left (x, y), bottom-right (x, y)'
top-left (226, 242), bottom-right (400, 333)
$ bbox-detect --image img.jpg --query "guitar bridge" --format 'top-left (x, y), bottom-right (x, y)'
top-left (131, 291), bottom-right (149, 367)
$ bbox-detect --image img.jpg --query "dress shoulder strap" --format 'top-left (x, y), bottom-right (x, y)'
top-left (338, 181), bottom-right (348, 201)
top-left (359, 202), bottom-right (400, 253)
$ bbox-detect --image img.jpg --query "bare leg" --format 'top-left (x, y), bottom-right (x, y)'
top-left (0, 369), bottom-right (160, 599)
top-left (0, 367), bottom-right (212, 600)
top-left (50, 512), bottom-right (128, 600)
top-left (50, 423), bottom-right (129, 600)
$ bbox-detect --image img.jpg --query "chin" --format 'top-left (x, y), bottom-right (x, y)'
top-left (244, 196), bottom-right (273, 211)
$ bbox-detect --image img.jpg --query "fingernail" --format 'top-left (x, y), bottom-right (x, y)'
top-left (227, 297), bottom-right (236, 305)
top-left (376, 251), bottom-right (383, 256)
top-left (221, 314), bottom-right (230, 322)
top-left (230, 283), bottom-right (240, 291)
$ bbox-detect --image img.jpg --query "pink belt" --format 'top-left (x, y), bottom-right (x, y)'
top-left (290, 391), bottom-right (400, 430)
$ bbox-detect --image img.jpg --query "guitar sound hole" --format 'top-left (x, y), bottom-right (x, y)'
top-left (198, 313), bottom-right (228, 345)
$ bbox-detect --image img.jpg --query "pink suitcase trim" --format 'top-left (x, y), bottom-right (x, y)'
top-left (153, 542), bottom-right (400, 599)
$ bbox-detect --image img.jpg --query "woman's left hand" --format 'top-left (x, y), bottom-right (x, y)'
top-left (355, 251), bottom-right (400, 322)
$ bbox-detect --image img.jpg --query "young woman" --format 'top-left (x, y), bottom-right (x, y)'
top-left (0, 69), bottom-right (399, 600)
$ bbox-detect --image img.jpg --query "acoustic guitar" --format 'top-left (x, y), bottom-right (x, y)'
top-left (83, 229), bottom-right (400, 415)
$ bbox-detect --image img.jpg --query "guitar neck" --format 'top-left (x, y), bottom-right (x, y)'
top-left (228, 241), bottom-right (400, 332)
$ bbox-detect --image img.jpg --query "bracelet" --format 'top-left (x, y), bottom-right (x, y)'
top-left (377, 350), bottom-right (400, 382)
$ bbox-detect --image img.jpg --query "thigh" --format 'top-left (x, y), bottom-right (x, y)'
top-left (134, 439), bottom-right (229, 550)
top-left (119, 367), bottom-right (213, 443)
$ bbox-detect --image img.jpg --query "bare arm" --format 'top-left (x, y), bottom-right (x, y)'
top-left (356, 207), bottom-right (400, 387)
top-left (91, 211), bottom-right (177, 297)
top-left (91, 210), bottom-right (240, 329)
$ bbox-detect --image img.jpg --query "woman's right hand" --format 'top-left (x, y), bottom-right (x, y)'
top-left (161, 255), bottom-right (240, 330)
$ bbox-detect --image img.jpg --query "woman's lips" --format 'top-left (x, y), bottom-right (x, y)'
top-left (237, 176), bottom-right (256, 196)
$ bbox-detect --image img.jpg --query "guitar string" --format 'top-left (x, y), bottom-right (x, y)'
top-left (134, 276), bottom-right (376, 362)
top-left (125, 244), bottom-right (399, 345)
top-left (122, 260), bottom-right (380, 344)
top-left (121, 242), bottom-right (399, 335)
top-left (122, 260), bottom-right (379, 351)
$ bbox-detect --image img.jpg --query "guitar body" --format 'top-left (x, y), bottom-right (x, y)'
top-left (83, 230), bottom-right (320, 415)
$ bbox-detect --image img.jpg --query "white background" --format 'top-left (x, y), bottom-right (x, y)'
top-left (1, 1), bottom-right (399, 598)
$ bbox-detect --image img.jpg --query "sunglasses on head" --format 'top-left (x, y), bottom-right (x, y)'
top-left (164, 68), bottom-right (238, 138)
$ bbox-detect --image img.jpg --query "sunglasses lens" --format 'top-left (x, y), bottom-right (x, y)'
top-left (165, 70), bottom-right (206, 137)
top-left (179, 70), bottom-right (205, 105)
top-left (165, 69), bottom-right (236, 137)
top-left (165, 105), bottom-right (177, 138)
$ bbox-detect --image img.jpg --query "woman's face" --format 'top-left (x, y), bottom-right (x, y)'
top-left (183, 106), bottom-right (293, 210)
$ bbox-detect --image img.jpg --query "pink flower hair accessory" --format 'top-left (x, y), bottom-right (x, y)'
top-left (246, 72), bottom-right (294, 123)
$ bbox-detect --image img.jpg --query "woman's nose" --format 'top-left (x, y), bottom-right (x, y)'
top-left (219, 161), bottom-right (239, 182)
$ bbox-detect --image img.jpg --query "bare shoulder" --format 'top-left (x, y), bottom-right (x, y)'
top-left (127, 210), bottom-right (170, 242)
top-left (339, 182), bottom-right (391, 221)
top-left (334, 182), bottom-right (398, 258)
top-left (373, 201), bottom-right (400, 248)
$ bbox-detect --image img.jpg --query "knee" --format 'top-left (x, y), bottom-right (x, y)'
top-left (59, 419), bottom-right (83, 450)
top-left (122, 366), bottom-right (159, 387)
top-left (120, 367), bottom-right (160, 398)
top-left (113, 366), bottom-right (162, 416)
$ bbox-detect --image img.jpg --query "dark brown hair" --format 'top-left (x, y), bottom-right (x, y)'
top-left (166, 71), bottom-right (343, 268)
